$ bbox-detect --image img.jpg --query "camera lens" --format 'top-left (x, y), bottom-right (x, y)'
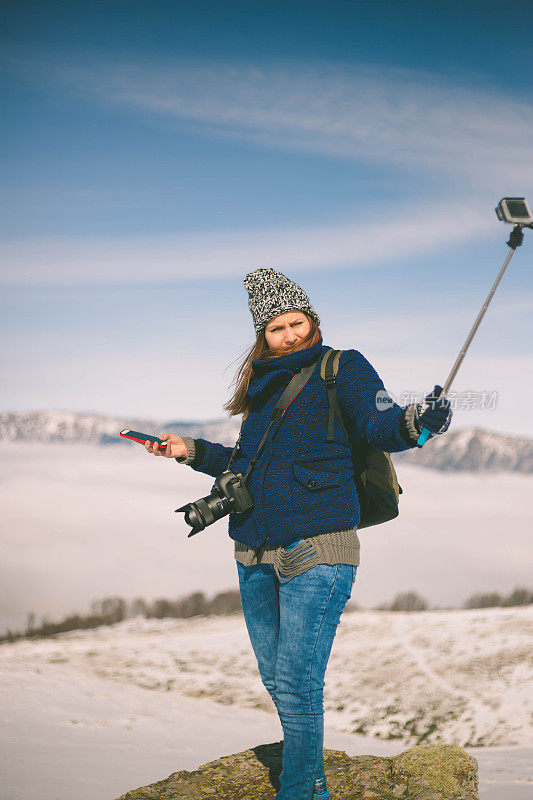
top-left (181, 503), bottom-right (206, 533)
top-left (179, 492), bottom-right (233, 535)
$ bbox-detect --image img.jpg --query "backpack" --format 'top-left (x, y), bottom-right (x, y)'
top-left (320, 349), bottom-right (403, 529)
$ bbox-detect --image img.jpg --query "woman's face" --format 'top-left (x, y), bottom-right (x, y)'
top-left (264, 310), bottom-right (311, 351)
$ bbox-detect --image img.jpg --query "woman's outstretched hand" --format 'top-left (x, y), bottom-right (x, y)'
top-left (144, 433), bottom-right (187, 459)
top-left (414, 385), bottom-right (453, 437)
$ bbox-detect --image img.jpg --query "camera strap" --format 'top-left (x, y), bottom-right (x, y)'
top-left (227, 358), bottom-right (320, 484)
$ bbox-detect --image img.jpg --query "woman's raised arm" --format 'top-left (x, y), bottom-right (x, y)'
top-left (335, 350), bottom-right (417, 453)
top-left (145, 432), bottom-right (236, 478)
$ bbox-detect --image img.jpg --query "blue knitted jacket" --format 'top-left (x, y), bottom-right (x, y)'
top-left (189, 337), bottom-right (417, 549)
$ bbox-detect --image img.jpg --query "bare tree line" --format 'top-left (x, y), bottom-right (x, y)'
top-left (374, 587), bottom-right (533, 611)
top-left (1, 586), bottom-right (531, 643)
top-left (1, 590), bottom-right (242, 643)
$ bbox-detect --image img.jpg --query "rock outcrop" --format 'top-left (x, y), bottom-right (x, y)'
top-left (115, 740), bottom-right (479, 799)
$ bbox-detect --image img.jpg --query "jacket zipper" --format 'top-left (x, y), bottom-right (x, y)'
top-left (261, 413), bottom-right (283, 544)
top-left (262, 447), bottom-right (274, 543)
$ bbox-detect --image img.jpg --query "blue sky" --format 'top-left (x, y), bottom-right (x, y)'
top-left (1, 0), bottom-right (532, 435)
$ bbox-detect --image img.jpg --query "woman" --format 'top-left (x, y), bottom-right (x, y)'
top-left (145, 268), bottom-right (452, 800)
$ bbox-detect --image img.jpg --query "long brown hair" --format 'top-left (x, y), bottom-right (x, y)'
top-left (223, 313), bottom-right (322, 418)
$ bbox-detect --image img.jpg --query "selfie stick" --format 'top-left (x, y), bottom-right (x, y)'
top-left (417, 198), bottom-right (532, 447)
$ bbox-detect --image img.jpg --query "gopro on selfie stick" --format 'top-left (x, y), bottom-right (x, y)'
top-left (417, 197), bottom-right (533, 447)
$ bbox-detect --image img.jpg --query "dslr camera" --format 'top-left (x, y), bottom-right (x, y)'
top-left (176, 470), bottom-right (253, 536)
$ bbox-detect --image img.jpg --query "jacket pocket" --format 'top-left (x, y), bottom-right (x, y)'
top-left (292, 462), bottom-right (341, 490)
top-left (290, 457), bottom-right (358, 539)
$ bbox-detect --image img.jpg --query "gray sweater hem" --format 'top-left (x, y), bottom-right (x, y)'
top-left (234, 527), bottom-right (360, 582)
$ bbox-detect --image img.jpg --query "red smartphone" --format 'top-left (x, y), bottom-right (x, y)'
top-left (120, 429), bottom-right (168, 450)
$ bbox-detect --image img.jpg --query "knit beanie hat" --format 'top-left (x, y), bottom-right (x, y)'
top-left (243, 268), bottom-right (320, 335)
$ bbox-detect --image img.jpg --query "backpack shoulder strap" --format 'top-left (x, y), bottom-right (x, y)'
top-left (320, 348), bottom-right (342, 381)
top-left (320, 349), bottom-right (350, 443)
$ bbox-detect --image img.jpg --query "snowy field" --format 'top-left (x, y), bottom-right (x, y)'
top-left (1, 609), bottom-right (532, 800)
top-left (1, 441), bottom-right (533, 634)
top-left (1, 441), bottom-right (532, 798)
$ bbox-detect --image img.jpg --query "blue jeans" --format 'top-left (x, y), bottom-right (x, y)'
top-left (236, 539), bottom-right (357, 800)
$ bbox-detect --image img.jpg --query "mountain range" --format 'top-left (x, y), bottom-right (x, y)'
top-left (2, 410), bottom-right (532, 473)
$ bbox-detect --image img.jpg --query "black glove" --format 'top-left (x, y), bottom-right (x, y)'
top-left (414, 385), bottom-right (453, 438)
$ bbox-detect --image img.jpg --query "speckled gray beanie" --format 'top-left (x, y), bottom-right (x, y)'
top-left (243, 268), bottom-right (320, 335)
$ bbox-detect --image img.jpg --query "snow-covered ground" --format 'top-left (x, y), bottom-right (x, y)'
top-left (1, 609), bottom-right (532, 800)
top-left (1, 441), bottom-right (532, 798)
top-left (1, 441), bottom-right (533, 635)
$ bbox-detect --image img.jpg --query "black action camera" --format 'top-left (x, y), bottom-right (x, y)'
top-left (176, 470), bottom-right (253, 536)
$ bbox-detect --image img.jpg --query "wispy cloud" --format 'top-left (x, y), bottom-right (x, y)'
top-left (0, 201), bottom-right (498, 285)
top-left (19, 55), bottom-right (533, 188)
top-left (332, 296), bottom-right (533, 346)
